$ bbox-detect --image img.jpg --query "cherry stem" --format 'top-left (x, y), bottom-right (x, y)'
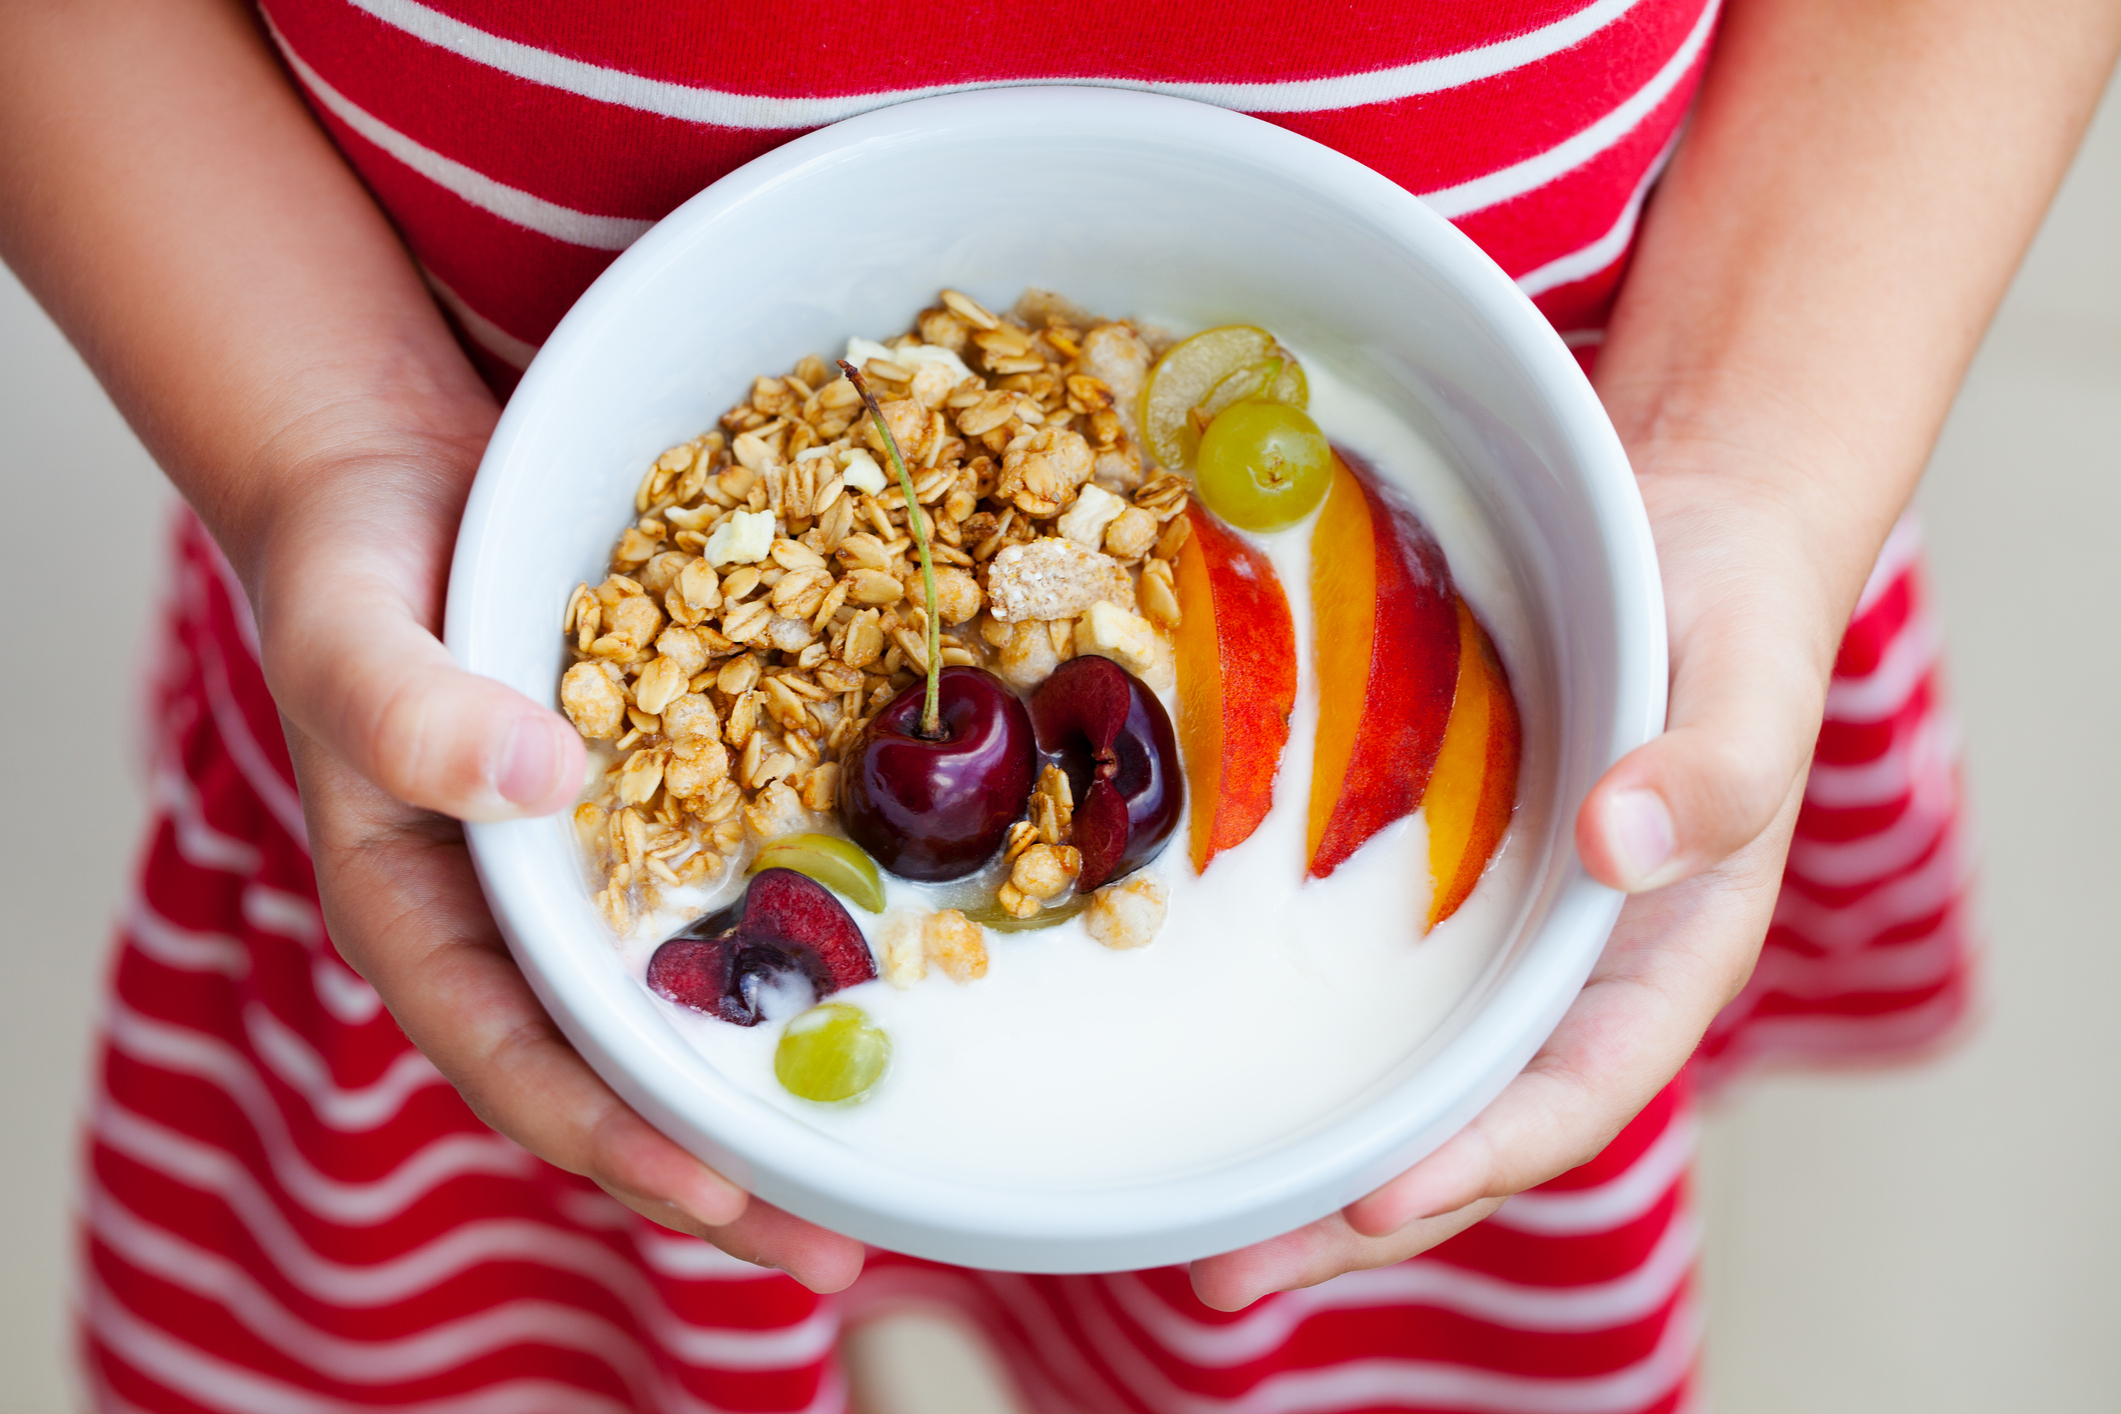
top-left (841, 360), bottom-right (943, 739)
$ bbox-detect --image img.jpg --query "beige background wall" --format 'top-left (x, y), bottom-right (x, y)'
top-left (1695, 73), bottom-right (2121, 1405)
top-left (2, 79), bottom-right (2114, 1413)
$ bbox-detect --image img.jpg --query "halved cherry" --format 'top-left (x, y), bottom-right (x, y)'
top-left (647, 868), bottom-right (876, 1027)
top-left (1026, 655), bottom-right (1182, 891)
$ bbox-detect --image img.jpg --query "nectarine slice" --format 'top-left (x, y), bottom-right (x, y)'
top-left (1306, 451), bottom-right (1460, 879)
top-left (1424, 598), bottom-right (1521, 930)
top-left (1173, 503), bottom-right (1297, 872)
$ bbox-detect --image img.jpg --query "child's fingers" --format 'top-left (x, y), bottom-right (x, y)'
top-left (693, 1199), bottom-right (870, 1292)
top-left (262, 565), bottom-right (584, 822)
top-left (594, 1174), bottom-right (866, 1293)
top-left (1343, 778), bottom-right (1799, 1241)
top-left (1202, 484), bottom-right (1839, 1300)
top-left (293, 735), bottom-right (739, 1223)
top-left (1188, 1201), bottom-right (1503, 1313)
top-left (1187, 754), bottom-right (1800, 1304)
top-left (291, 730), bottom-right (869, 1291)
top-left (1577, 564), bottom-right (1827, 895)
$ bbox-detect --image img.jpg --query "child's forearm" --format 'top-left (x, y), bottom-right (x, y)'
top-left (0, 0), bottom-right (820, 1272)
top-left (1603, 0), bottom-right (2121, 612)
top-left (0, 0), bottom-right (560, 827)
top-left (1559, 0), bottom-right (2121, 890)
top-left (0, 0), bottom-right (495, 580)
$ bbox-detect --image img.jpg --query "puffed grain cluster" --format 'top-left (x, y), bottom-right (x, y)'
top-left (562, 289), bottom-right (1195, 935)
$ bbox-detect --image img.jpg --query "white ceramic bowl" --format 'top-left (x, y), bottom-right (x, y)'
top-left (447, 87), bottom-right (1664, 1273)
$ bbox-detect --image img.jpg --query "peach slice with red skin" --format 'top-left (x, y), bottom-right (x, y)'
top-left (1306, 451), bottom-right (1460, 879)
top-left (1172, 502), bottom-right (1297, 872)
top-left (1424, 597), bottom-right (1521, 929)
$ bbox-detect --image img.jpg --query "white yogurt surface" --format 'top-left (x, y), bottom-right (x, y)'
top-left (619, 360), bottom-right (1533, 1189)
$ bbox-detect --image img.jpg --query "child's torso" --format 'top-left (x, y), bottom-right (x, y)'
top-left (257, 0), bottom-right (1717, 384)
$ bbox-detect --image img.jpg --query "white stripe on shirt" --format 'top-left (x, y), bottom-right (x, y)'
top-left (338, 0), bottom-right (1653, 126)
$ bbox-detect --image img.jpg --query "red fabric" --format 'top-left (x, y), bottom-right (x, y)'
top-left (255, 0), bottom-right (1716, 382)
top-left (82, 3), bottom-right (1972, 1408)
top-left (1694, 522), bottom-right (1975, 1085)
top-left (87, 517), bottom-right (1707, 1413)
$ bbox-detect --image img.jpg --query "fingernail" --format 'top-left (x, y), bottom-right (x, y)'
top-left (1607, 789), bottom-right (1676, 891)
top-left (497, 718), bottom-right (562, 806)
top-left (675, 1170), bottom-right (749, 1229)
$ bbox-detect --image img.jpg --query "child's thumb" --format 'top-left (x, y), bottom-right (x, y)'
top-left (1574, 615), bottom-right (1825, 895)
top-left (265, 591), bottom-right (584, 822)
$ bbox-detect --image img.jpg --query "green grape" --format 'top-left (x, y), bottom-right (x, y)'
top-left (775, 1003), bottom-right (890, 1103)
top-left (1194, 400), bottom-right (1332, 531)
top-left (749, 833), bottom-right (886, 913)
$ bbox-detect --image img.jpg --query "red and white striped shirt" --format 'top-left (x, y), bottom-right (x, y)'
top-left (258, 0), bottom-right (1716, 384)
top-left (81, 4), bottom-right (1974, 1410)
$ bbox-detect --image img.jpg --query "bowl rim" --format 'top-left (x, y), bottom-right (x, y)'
top-left (447, 84), bottom-right (1666, 1268)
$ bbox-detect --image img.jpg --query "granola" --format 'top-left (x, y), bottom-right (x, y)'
top-left (1084, 873), bottom-right (1169, 951)
top-left (562, 289), bottom-right (1190, 939)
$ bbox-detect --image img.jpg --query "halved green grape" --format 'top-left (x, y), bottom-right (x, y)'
top-left (775, 1002), bottom-right (890, 1103)
top-left (748, 833), bottom-right (886, 913)
top-left (1195, 401), bottom-right (1333, 531)
top-left (1141, 326), bottom-right (1308, 471)
top-left (961, 893), bottom-right (1093, 933)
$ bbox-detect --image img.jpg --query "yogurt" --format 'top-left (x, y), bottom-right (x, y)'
top-left (619, 360), bottom-right (1531, 1190)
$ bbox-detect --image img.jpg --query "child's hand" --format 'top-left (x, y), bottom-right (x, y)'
top-left (254, 440), bottom-right (870, 1292)
top-left (1184, 0), bottom-right (2121, 1309)
top-left (1188, 456), bottom-right (1823, 1309)
top-left (1, 0), bottom-right (868, 1290)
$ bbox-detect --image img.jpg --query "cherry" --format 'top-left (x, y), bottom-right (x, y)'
top-left (840, 666), bottom-right (1039, 881)
top-left (835, 364), bottom-right (1035, 882)
top-left (647, 868), bottom-right (876, 1026)
top-left (1027, 655), bottom-right (1181, 891)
